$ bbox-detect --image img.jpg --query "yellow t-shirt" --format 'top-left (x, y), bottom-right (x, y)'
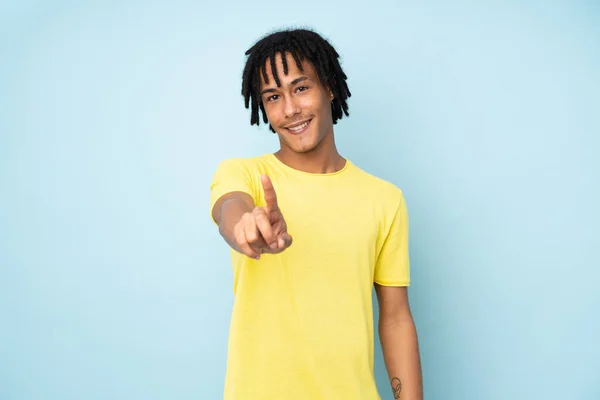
top-left (209, 153), bottom-right (410, 400)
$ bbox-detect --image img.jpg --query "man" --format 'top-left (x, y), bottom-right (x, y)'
top-left (209, 28), bottom-right (423, 400)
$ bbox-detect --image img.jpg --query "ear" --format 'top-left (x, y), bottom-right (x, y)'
top-left (323, 81), bottom-right (334, 100)
top-left (327, 84), bottom-right (335, 100)
top-left (326, 86), bottom-right (334, 100)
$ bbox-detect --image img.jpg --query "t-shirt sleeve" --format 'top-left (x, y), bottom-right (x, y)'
top-left (209, 158), bottom-right (257, 224)
top-left (373, 193), bottom-right (410, 286)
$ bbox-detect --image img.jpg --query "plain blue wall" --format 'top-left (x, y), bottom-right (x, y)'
top-left (1, 1), bottom-right (599, 399)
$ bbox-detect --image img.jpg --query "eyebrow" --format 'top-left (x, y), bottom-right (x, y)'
top-left (260, 76), bottom-right (310, 96)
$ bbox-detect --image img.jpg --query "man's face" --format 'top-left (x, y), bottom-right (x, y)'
top-left (259, 52), bottom-right (334, 154)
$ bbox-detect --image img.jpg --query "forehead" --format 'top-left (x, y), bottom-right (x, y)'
top-left (259, 52), bottom-right (317, 89)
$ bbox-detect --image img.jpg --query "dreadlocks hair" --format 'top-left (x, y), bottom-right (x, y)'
top-left (241, 28), bottom-right (351, 133)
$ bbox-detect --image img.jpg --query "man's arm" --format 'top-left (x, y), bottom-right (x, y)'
top-left (374, 283), bottom-right (423, 400)
top-left (212, 191), bottom-right (256, 255)
top-left (211, 175), bottom-right (293, 259)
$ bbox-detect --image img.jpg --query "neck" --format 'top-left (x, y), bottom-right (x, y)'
top-left (275, 133), bottom-right (345, 174)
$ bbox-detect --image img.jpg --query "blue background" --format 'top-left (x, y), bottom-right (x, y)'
top-left (1, 1), bottom-right (599, 399)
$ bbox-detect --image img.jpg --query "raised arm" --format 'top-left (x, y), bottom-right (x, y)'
top-left (212, 174), bottom-right (293, 260)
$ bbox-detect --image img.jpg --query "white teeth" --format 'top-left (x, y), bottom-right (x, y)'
top-left (288, 121), bottom-right (309, 132)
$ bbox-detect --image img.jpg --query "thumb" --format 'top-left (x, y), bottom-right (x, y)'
top-left (279, 232), bottom-right (293, 248)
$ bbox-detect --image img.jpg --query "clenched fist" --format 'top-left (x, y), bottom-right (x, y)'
top-left (233, 174), bottom-right (293, 260)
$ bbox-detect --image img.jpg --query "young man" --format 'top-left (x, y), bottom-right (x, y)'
top-left (209, 28), bottom-right (423, 400)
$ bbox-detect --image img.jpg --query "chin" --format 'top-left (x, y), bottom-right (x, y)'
top-left (287, 137), bottom-right (320, 152)
top-left (293, 146), bottom-right (316, 154)
top-left (277, 134), bottom-right (315, 153)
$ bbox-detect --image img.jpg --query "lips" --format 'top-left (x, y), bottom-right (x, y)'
top-left (285, 119), bottom-right (312, 134)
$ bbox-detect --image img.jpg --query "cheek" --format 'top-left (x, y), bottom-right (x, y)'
top-left (302, 94), bottom-right (329, 115)
top-left (317, 97), bottom-right (333, 121)
top-left (264, 104), bottom-right (281, 122)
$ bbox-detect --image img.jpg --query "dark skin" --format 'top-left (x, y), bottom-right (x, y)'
top-left (213, 52), bottom-right (423, 398)
top-left (212, 175), bottom-right (291, 260)
top-left (213, 51), bottom-right (341, 258)
top-left (260, 52), bottom-right (345, 174)
top-left (375, 283), bottom-right (424, 399)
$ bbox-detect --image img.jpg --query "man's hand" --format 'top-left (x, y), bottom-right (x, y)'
top-left (232, 174), bottom-right (293, 260)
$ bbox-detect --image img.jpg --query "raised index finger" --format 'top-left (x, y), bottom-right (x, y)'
top-left (261, 174), bottom-right (279, 211)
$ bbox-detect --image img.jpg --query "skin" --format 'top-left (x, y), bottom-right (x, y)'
top-left (212, 51), bottom-right (344, 259)
top-left (375, 283), bottom-right (424, 399)
top-left (212, 50), bottom-right (423, 399)
top-left (259, 52), bottom-right (345, 174)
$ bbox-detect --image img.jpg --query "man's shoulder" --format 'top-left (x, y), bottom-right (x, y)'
top-left (214, 154), bottom-right (271, 172)
top-left (349, 161), bottom-right (405, 200)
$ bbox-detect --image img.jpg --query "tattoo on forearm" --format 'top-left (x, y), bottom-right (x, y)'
top-left (391, 377), bottom-right (402, 399)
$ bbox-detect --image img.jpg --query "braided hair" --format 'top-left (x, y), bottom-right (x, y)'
top-left (241, 28), bottom-right (351, 132)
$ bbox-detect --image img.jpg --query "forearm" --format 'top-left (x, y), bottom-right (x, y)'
top-left (218, 198), bottom-right (253, 251)
top-left (379, 316), bottom-right (423, 399)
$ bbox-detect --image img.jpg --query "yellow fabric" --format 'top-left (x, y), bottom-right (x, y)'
top-left (209, 153), bottom-right (410, 400)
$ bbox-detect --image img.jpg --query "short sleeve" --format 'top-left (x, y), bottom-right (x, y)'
top-left (373, 193), bottom-right (410, 286)
top-left (209, 158), bottom-right (257, 224)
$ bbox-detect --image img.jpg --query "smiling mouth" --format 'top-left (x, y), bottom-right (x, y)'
top-left (285, 119), bottom-right (312, 134)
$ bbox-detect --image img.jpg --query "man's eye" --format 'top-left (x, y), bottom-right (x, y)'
top-left (267, 95), bottom-right (279, 102)
top-left (296, 86), bottom-right (309, 92)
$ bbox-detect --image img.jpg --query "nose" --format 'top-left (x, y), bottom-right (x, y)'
top-left (283, 95), bottom-right (300, 118)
